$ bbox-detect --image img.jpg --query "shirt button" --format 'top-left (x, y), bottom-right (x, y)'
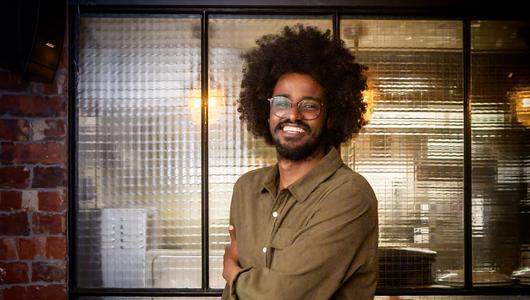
top-left (272, 211), bottom-right (278, 218)
top-left (262, 247), bottom-right (267, 253)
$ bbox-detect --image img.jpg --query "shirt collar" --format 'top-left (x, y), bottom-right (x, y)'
top-left (261, 147), bottom-right (344, 203)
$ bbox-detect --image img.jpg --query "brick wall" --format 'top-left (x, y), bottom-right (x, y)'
top-left (0, 47), bottom-right (68, 299)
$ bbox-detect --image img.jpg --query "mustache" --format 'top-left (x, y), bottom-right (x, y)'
top-left (275, 120), bottom-right (310, 132)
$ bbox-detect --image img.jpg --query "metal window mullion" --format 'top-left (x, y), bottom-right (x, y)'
top-left (333, 9), bottom-right (340, 40)
top-left (463, 18), bottom-right (473, 291)
top-left (70, 286), bottom-right (530, 297)
top-left (201, 9), bottom-right (210, 291)
top-left (333, 11), bottom-right (341, 157)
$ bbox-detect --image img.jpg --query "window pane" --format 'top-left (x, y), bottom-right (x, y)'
top-left (76, 16), bottom-right (202, 288)
top-left (207, 16), bottom-right (332, 288)
top-left (340, 20), bottom-right (464, 288)
top-left (471, 20), bottom-right (530, 286)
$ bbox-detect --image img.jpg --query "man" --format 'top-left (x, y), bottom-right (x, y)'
top-left (222, 25), bottom-right (378, 300)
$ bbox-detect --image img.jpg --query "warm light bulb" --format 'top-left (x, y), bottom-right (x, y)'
top-left (522, 98), bottom-right (530, 108)
top-left (512, 91), bottom-right (530, 127)
top-left (188, 89), bottom-right (223, 124)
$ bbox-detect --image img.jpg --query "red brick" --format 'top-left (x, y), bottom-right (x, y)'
top-left (31, 119), bottom-right (66, 141)
top-left (0, 119), bottom-right (29, 141)
top-left (0, 95), bottom-right (66, 118)
top-left (46, 237), bottom-right (66, 260)
top-left (27, 284), bottom-right (66, 300)
top-left (31, 261), bottom-right (66, 283)
top-left (0, 212), bottom-right (30, 235)
top-left (0, 191), bottom-right (22, 211)
top-left (0, 142), bottom-right (66, 165)
top-left (0, 286), bottom-right (28, 300)
top-left (0, 142), bottom-right (17, 163)
top-left (17, 236), bottom-right (47, 260)
top-left (37, 191), bottom-right (66, 212)
top-left (0, 69), bottom-right (31, 92)
top-left (0, 166), bottom-right (30, 189)
top-left (0, 238), bottom-right (18, 260)
top-left (0, 262), bottom-right (28, 284)
top-left (32, 213), bottom-right (65, 234)
top-left (32, 167), bottom-right (66, 188)
top-left (43, 82), bottom-right (58, 95)
top-left (29, 142), bottom-right (67, 164)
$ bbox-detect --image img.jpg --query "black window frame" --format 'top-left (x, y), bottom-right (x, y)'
top-left (68, 0), bottom-right (530, 298)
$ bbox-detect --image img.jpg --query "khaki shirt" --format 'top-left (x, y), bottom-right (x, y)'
top-left (221, 147), bottom-right (378, 300)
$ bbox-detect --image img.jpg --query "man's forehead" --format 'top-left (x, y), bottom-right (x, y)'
top-left (273, 73), bottom-right (324, 96)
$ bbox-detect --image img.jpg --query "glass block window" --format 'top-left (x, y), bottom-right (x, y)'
top-left (340, 19), bottom-right (464, 288)
top-left (471, 20), bottom-right (530, 286)
top-left (73, 11), bottom-right (530, 298)
top-left (76, 16), bottom-right (202, 288)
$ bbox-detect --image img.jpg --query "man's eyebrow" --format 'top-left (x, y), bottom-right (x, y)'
top-left (273, 93), bottom-right (290, 98)
top-left (301, 96), bottom-right (323, 102)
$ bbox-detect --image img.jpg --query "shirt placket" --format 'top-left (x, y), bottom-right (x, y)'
top-left (264, 190), bottom-right (293, 268)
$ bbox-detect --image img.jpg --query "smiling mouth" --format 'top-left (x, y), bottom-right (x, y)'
top-left (282, 125), bottom-right (306, 133)
top-left (276, 122), bottom-right (309, 134)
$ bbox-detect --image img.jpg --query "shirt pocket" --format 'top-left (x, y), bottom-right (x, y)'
top-left (269, 227), bottom-right (296, 270)
top-left (271, 227), bottom-right (296, 250)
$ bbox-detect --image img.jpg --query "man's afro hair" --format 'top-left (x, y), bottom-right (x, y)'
top-left (237, 24), bottom-right (368, 147)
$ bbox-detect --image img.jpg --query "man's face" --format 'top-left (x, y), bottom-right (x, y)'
top-left (269, 73), bottom-right (328, 161)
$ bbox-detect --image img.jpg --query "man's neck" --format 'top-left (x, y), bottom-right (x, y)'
top-left (277, 147), bottom-right (327, 190)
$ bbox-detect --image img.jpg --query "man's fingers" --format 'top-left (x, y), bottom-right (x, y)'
top-left (228, 224), bottom-right (236, 242)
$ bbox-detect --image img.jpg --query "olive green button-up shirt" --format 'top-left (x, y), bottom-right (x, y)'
top-left (221, 147), bottom-right (378, 300)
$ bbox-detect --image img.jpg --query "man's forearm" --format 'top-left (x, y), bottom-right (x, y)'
top-left (223, 225), bottom-right (242, 285)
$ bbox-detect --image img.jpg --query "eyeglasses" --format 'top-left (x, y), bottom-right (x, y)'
top-left (267, 95), bottom-right (323, 120)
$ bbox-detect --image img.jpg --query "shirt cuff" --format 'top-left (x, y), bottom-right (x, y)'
top-left (229, 266), bottom-right (253, 299)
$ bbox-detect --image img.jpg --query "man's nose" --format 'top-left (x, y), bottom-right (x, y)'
top-left (287, 104), bottom-right (302, 121)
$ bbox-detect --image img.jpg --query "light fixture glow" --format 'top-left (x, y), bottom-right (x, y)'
top-left (189, 89), bottom-right (223, 124)
top-left (512, 90), bottom-right (530, 127)
top-left (522, 98), bottom-right (530, 108)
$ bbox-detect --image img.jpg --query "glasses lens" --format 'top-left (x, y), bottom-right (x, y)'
top-left (271, 96), bottom-right (291, 118)
top-left (298, 99), bottom-right (321, 120)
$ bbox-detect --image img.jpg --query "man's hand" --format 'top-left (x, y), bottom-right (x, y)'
top-left (223, 225), bottom-right (242, 284)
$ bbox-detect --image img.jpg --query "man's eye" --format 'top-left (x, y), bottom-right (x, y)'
top-left (275, 99), bottom-right (291, 109)
top-left (300, 101), bottom-right (320, 111)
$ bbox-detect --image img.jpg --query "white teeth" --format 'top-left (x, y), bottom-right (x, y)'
top-left (283, 125), bottom-right (305, 133)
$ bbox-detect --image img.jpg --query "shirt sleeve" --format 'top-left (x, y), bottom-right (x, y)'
top-left (231, 182), bottom-right (378, 300)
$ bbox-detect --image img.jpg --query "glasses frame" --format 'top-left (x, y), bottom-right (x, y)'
top-left (267, 95), bottom-right (324, 120)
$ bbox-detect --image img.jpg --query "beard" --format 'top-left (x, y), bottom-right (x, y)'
top-left (272, 120), bottom-right (328, 161)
